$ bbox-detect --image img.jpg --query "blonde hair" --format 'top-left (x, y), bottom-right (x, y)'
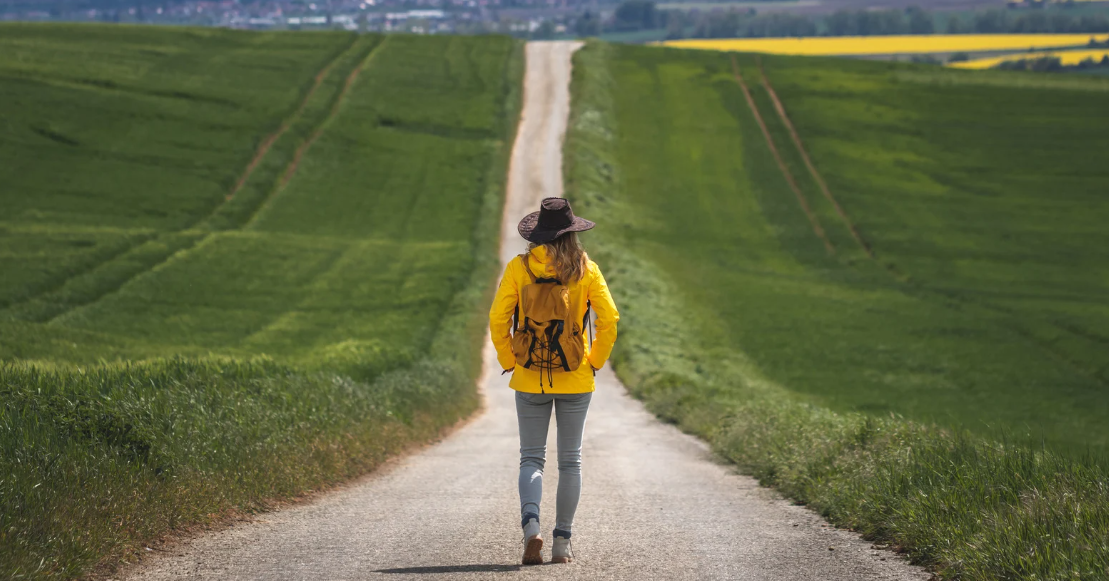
top-left (529, 232), bottom-right (589, 283)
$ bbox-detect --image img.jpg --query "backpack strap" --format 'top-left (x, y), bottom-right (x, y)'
top-left (514, 253), bottom-right (534, 333)
top-left (584, 300), bottom-right (595, 377)
top-left (550, 320), bottom-right (572, 372)
top-left (582, 300), bottom-right (591, 341)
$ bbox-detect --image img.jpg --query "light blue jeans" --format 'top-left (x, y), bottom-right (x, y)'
top-left (515, 391), bottom-right (592, 535)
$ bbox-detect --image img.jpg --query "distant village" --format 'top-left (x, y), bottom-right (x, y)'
top-left (1, 0), bottom-right (592, 36)
top-left (5, 0), bottom-right (1107, 40)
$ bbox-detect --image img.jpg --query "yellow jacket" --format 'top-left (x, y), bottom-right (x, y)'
top-left (489, 245), bottom-right (619, 393)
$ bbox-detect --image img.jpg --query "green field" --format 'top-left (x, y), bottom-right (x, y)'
top-left (758, 55), bottom-right (1109, 440)
top-left (564, 42), bottom-right (1109, 579)
top-left (0, 24), bottom-right (522, 578)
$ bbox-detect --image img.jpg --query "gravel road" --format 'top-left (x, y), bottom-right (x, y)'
top-left (124, 41), bottom-right (928, 581)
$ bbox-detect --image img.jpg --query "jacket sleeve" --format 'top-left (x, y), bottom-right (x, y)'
top-left (489, 261), bottom-right (520, 372)
top-left (586, 263), bottom-right (619, 370)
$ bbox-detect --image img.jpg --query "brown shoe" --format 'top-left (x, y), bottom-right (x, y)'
top-left (551, 536), bottom-right (572, 563)
top-left (522, 535), bottom-right (544, 565)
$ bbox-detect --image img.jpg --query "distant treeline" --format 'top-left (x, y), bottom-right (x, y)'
top-left (582, 0), bottom-right (1109, 39)
top-left (997, 53), bottom-right (1109, 71)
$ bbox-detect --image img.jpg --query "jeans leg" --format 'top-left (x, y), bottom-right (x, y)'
top-left (554, 392), bottom-right (592, 533)
top-left (516, 392), bottom-right (553, 521)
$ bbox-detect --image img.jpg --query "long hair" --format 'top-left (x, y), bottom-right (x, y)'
top-left (529, 232), bottom-right (589, 283)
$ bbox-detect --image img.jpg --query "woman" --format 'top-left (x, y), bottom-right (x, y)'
top-left (489, 197), bottom-right (619, 566)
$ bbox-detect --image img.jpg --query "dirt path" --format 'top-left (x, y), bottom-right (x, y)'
top-left (125, 42), bottom-right (927, 581)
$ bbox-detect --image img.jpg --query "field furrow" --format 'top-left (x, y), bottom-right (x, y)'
top-left (2, 35), bottom-right (389, 327)
top-left (756, 59), bottom-right (873, 259)
top-left (225, 33), bottom-right (362, 202)
top-left (730, 56), bottom-right (833, 255)
top-left (242, 37), bottom-right (389, 229)
top-left (205, 34), bottom-right (384, 231)
top-left (4, 231), bottom-right (207, 323)
top-left (0, 29), bottom-right (362, 320)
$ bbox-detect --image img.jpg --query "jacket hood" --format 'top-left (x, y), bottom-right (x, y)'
top-left (525, 246), bottom-right (563, 280)
top-left (527, 246), bottom-right (557, 278)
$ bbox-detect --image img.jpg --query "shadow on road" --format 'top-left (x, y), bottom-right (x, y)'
top-left (375, 564), bottom-right (524, 574)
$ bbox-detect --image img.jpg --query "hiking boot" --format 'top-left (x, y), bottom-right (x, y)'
top-left (521, 514), bottom-right (543, 565)
top-left (551, 529), bottom-right (573, 564)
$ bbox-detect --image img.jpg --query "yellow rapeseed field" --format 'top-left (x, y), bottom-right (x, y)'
top-left (949, 48), bottom-right (1109, 69)
top-left (662, 34), bottom-right (1109, 56)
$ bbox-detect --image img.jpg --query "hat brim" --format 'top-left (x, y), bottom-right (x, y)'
top-left (517, 213), bottom-right (595, 244)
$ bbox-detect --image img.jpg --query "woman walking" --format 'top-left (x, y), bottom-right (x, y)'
top-left (489, 197), bottom-right (619, 565)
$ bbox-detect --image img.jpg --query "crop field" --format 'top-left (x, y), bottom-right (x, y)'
top-left (950, 47), bottom-right (1109, 68)
top-left (662, 33), bottom-right (1109, 55)
top-left (565, 42), bottom-right (1109, 579)
top-left (0, 24), bottom-right (522, 578)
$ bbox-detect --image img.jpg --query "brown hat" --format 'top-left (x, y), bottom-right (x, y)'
top-left (517, 197), bottom-right (595, 244)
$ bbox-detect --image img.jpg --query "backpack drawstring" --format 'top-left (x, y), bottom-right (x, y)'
top-left (528, 324), bottom-right (561, 393)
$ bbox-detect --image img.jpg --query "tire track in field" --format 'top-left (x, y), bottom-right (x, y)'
top-left (226, 36), bottom-right (361, 201)
top-left (0, 231), bottom-right (154, 318)
top-left (730, 56), bottom-right (835, 255)
top-left (751, 62), bottom-right (1109, 388)
top-left (50, 39), bottom-right (385, 325)
top-left (756, 58), bottom-right (874, 259)
top-left (39, 38), bottom-right (382, 325)
top-left (243, 37), bottom-right (390, 228)
top-left (0, 39), bottom-right (363, 322)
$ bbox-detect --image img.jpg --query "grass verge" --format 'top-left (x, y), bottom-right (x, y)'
top-left (564, 41), bottom-right (1109, 580)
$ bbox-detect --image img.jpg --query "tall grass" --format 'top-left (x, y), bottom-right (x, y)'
top-left (564, 41), bottom-right (1109, 579)
top-left (0, 358), bottom-right (473, 578)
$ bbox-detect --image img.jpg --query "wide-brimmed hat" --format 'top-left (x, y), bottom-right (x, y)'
top-left (518, 197), bottom-right (595, 244)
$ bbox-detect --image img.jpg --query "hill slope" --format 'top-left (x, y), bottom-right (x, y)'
top-left (572, 44), bottom-right (1109, 454)
top-left (564, 41), bottom-right (1109, 579)
top-left (0, 25), bottom-right (522, 578)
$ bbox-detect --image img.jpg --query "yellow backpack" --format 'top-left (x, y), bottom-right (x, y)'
top-left (511, 253), bottom-right (590, 388)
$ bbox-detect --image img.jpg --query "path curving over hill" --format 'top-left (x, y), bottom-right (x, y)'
top-left (125, 41), bottom-right (928, 581)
